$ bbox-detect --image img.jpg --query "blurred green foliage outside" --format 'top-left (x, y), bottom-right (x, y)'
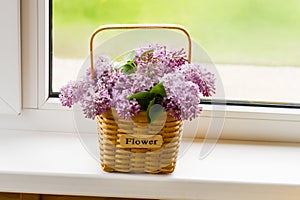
top-left (53, 0), bottom-right (300, 66)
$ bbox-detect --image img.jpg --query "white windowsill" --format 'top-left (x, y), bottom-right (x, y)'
top-left (0, 129), bottom-right (300, 200)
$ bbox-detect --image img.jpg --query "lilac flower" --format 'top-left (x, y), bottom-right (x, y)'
top-left (181, 63), bottom-right (216, 97)
top-left (161, 97), bottom-right (182, 120)
top-left (112, 64), bottom-right (159, 107)
top-left (115, 99), bottom-right (141, 120)
top-left (85, 55), bottom-right (115, 87)
top-left (59, 55), bottom-right (114, 117)
top-left (59, 80), bottom-right (85, 107)
top-left (111, 71), bottom-right (149, 119)
top-left (134, 44), bottom-right (188, 74)
top-left (59, 45), bottom-right (215, 122)
top-left (160, 73), bottom-right (202, 121)
top-left (168, 48), bottom-right (188, 69)
top-left (81, 86), bottom-right (112, 119)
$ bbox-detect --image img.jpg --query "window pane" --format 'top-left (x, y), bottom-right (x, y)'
top-left (52, 0), bottom-right (300, 104)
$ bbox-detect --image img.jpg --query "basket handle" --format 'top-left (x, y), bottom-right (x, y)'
top-left (89, 24), bottom-right (192, 78)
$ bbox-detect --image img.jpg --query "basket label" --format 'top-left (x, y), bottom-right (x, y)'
top-left (119, 135), bottom-right (163, 148)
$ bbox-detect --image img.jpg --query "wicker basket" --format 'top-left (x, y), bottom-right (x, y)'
top-left (90, 24), bottom-right (192, 173)
top-left (96, 109), bottom-right (182, 173)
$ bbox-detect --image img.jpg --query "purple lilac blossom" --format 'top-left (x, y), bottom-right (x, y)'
top-left (161, 97), bottom-right (182, 120)
top-left (112, 71), bottom-right (152, 119)
top-left (114, 98), bottom-right (141, 120)
top-left (85, 55), bottom-right (114, 86)
top-left (59, 46), bottom-right (215, 121)
top-left (134, 44), bottom-right (188, 74)
top-left (111, 47), bottom-right (185, 120)
top-left (160, 73), bottom-right (202, 121)
top-left (181, 63), bottom-right (216, 97)
top-left (59, 80), bottom-right (85, 108)
top-left (168, 48), bottom-right (188, 69)
top-left (59, 55), bottom-right (114, 118)
top-left (81, 86), bottom-right (111, 119)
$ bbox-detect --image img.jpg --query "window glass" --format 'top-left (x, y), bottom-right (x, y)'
top-left (52, 0), bottom-right (300, 104)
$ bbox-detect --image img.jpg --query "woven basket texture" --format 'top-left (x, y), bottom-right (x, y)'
top-left (97, 109), bottom-right (182, 173)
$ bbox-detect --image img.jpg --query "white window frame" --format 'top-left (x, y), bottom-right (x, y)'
top-left (0, 0), bottom-right (21, 115)
top-left (1, 0), bottom-right (300, 143)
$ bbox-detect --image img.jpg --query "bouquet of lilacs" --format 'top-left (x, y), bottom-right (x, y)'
top-left (59, 44), bottom-right (215, 123)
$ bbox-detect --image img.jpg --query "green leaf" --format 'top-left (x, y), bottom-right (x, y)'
top-left (146, 99), bottom-right (164, 124)
top-left (127, 91), bottom-right (151, 110)
top-left (150, 82), bottom-right (167, 98)
top-left (114, 61), bottom-right (127, 70)
top-left (115, 60), bottom-right (137, 74)
top-left (146, 98), bottom-right (156, 123)
top-left (122, 64), bottom-right (135, 74)
top-left (127, 91), bottom-right (151, 101)
top-left (127, 60), bottom-right (136, 69)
